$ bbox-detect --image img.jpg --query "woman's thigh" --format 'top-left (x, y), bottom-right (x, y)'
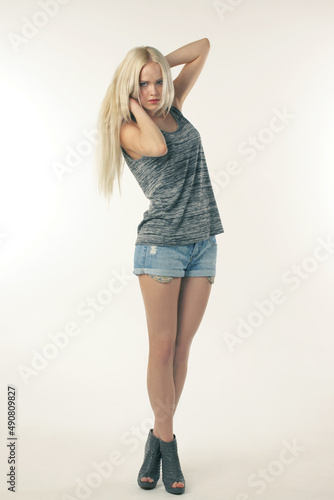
top-left (176, 277), bottom-right (212, 351)
top-left (138, 274), bottom-right (182, 345)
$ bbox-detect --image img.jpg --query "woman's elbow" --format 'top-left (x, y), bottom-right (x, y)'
top-left (156, 144), bottom-right (168, 157)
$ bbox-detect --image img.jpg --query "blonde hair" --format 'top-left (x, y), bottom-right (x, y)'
top-left (95, 45), bottom-right (175, 204)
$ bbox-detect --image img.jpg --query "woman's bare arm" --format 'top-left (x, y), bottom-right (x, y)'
top-left (165, 38), bottom-right (210, 68)
top-left (165, 38), bottom-right (210, 109)
top-left (120, 98), bottom-right (167, 157)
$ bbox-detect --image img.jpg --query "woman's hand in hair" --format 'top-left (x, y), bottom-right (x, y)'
top-left (122, 96), bottom-right (167, 156)
top-left (129, 97), bottom-right (140, 112)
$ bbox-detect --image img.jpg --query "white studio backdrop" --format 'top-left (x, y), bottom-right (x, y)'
top-left (1, 0), bottom-right (334, 499)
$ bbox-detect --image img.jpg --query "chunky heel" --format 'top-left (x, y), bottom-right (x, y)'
top-left (137, 429), bottom-right (161, 489)
top-left (160, 434), bottom-right (185, 495)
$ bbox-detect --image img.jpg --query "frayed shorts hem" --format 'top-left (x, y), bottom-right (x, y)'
top-left (133, 269), bottom-right (215, 284)
top-left (133, 268), bottom-right (215, 278)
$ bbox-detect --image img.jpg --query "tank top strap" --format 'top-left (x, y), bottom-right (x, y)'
top-left (170, 105), bottom-right (183, 117)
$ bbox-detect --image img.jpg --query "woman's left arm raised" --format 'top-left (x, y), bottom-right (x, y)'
top-left (164, 38), bottom-right (210, 110)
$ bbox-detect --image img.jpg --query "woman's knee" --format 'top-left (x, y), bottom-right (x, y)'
top-left (149, 340), bottom-right (175, 365)
top-left (173, 342), bottom-right (191, 365)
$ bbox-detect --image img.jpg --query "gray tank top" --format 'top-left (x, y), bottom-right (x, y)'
top-left (121, 105), bottom-right (224, 246)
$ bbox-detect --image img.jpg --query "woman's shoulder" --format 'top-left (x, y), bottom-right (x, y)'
top-left (119, 118), bottom-right (142, 161)
top-left (119, 119), bottom-right (139, 145)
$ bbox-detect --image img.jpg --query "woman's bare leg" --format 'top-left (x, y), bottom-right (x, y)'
top-left (137, 275), bottom-right (212, 488)
top-left (138, 274), bottom-right (181, 443)
top-left (173, 276), bottom-right (212, 412)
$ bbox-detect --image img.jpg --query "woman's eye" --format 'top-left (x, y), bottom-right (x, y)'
top-left (139, 80), bottom-right (163, 87)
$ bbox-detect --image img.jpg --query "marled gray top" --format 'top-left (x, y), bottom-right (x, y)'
top-left (121, 105), bottom-right (224, 246)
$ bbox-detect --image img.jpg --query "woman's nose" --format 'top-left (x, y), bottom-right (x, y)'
top-left (149, 84), bottom-right (159, 93)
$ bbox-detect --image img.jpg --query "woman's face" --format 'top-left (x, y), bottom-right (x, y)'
top-left (138, 62), bottom-right (163, 114)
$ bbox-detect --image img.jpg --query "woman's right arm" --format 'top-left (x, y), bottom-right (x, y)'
top-left (120, 98), bottom-right (167, 157)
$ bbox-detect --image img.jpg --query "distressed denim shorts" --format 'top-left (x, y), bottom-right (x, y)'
top-left (133, 235), bottom-right (217, 284)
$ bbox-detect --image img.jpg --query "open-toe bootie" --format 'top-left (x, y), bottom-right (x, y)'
top-left (137, 429), bottom-right (161, 489)
top-left (160, 434), bottom-right (185, 495)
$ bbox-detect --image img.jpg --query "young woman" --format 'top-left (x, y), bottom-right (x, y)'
top-left (96, 38), bottom-right (224, 495)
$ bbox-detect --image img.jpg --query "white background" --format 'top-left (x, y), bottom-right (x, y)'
top-left (1, 0), bottom-right (334, 499)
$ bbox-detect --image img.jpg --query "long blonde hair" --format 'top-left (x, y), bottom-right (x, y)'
top-left (95, 45), bottom-right (175, 204)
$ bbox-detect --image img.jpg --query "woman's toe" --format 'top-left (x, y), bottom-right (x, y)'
top-left (172, 481), bottom-right (184, 488)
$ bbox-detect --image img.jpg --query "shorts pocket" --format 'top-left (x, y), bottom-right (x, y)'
top-left (208, 235), bottom-right (217, 246)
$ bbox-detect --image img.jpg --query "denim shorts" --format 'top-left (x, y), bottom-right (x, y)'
top-left (133, 235), bottom-right (217, 284)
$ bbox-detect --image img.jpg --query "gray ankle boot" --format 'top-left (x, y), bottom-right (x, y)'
top-left (159, 434), bottom-right (185, 495)
top-left (137, 429), bottom-right (161, 489)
